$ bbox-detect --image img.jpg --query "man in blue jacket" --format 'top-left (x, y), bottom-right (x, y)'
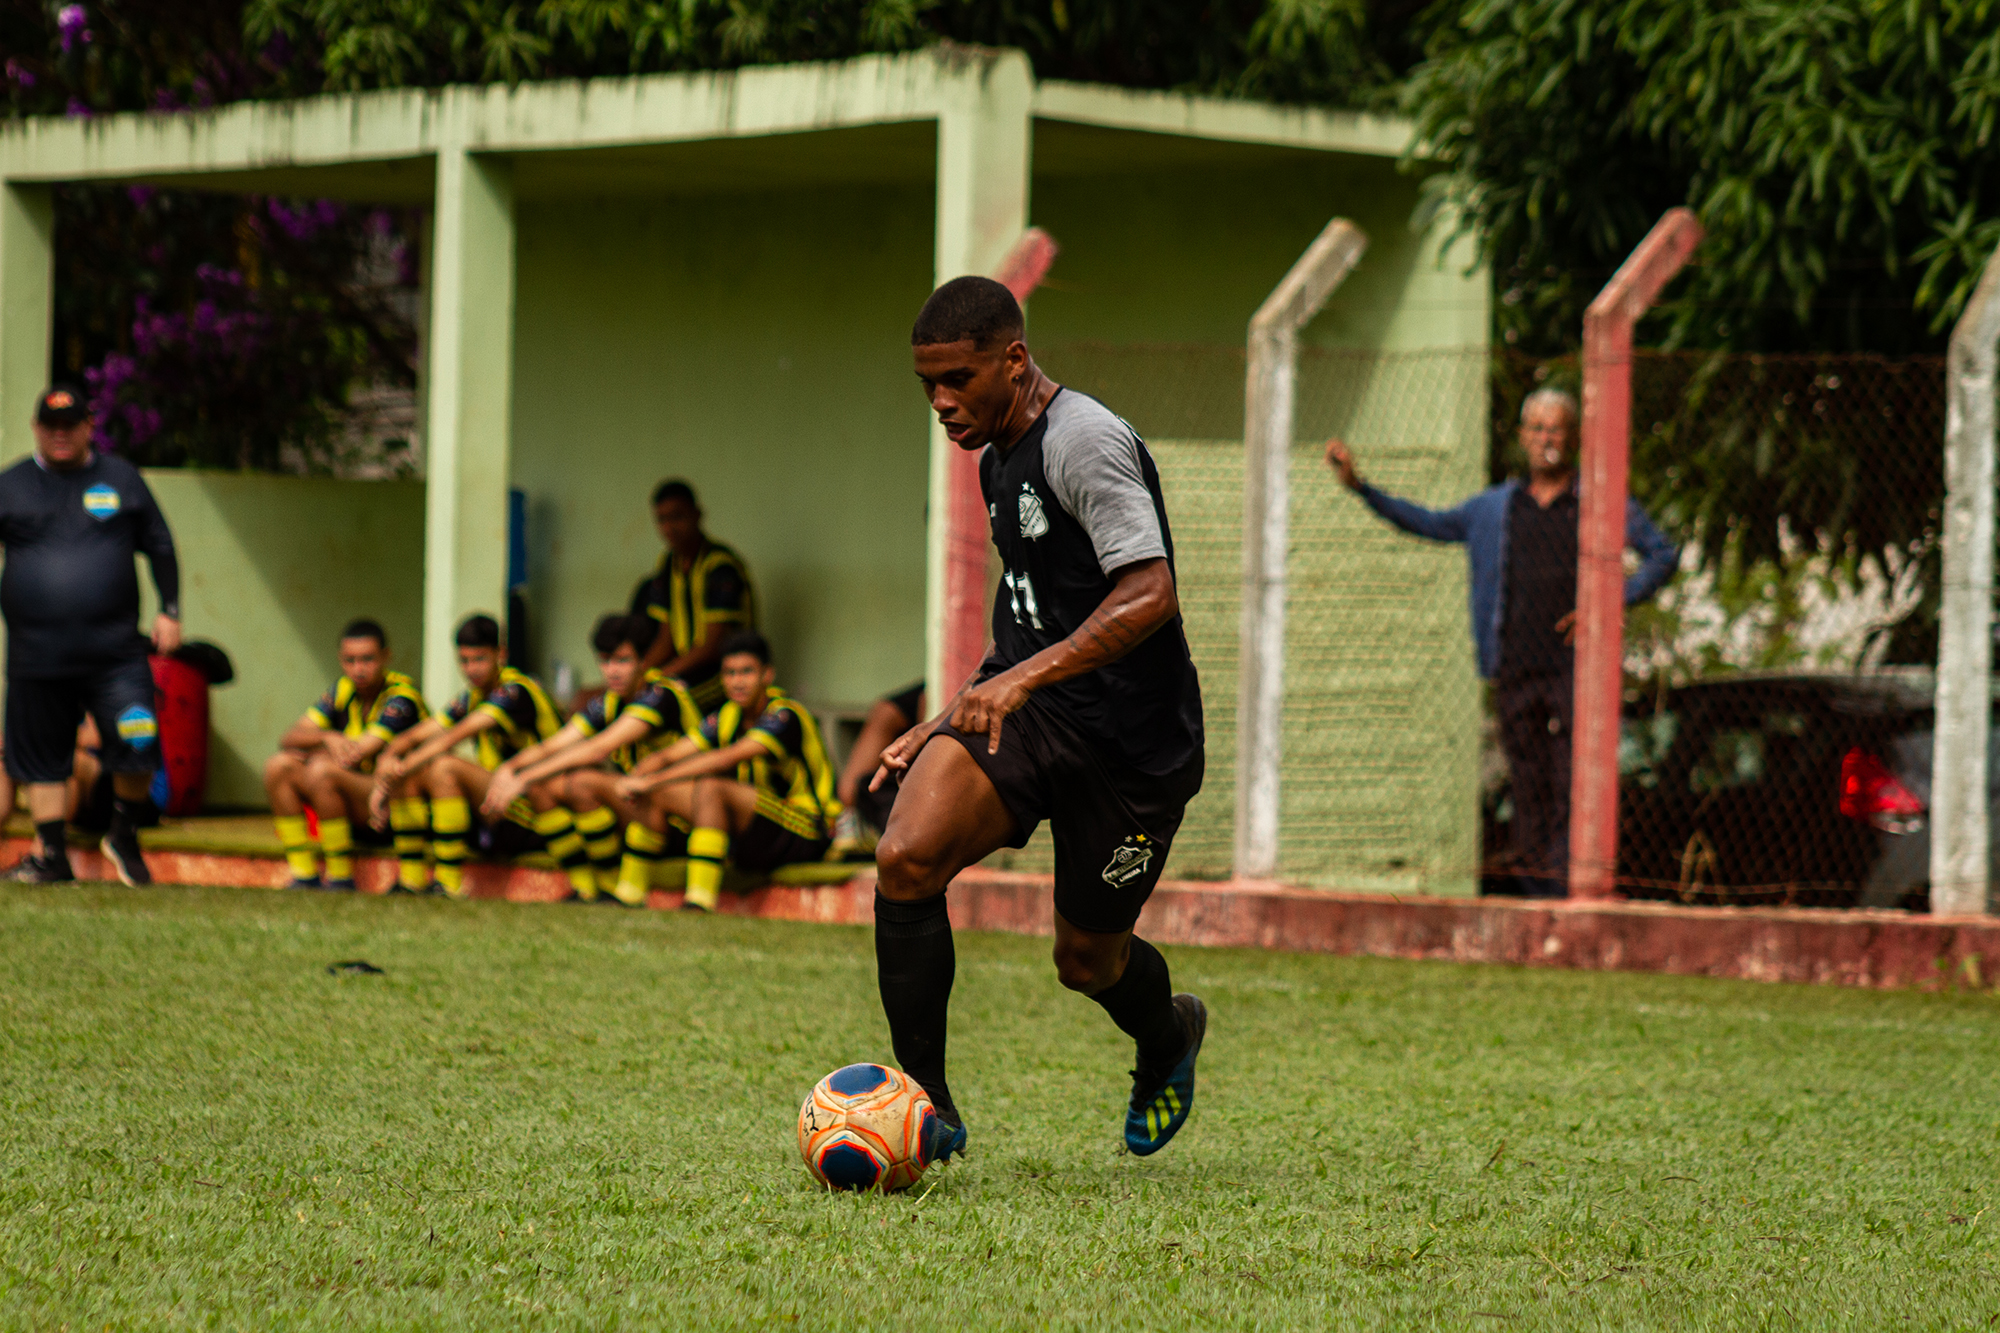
top-left (1326, 387), bottom-right (1677, 896)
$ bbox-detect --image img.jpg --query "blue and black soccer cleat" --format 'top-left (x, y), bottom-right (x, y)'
top-left (923, 1111), bottom-right (968, 1165)
top-left (286, 874), bottom-right (324, 891)
top-left (1124, 993), bottom-right (1207, 1157)
top-left (322, 877), bottom-right (357, 893)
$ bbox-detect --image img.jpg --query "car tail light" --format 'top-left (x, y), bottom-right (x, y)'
top-left (1840, 748), bottom-right (1925, 834)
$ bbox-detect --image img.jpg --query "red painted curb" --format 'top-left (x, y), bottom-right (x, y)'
top-left (16, 840), bottom-right (1995, 993)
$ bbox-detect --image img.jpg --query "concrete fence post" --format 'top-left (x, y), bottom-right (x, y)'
top-left (1930, 244), bottom-right (2000, 917)
top-left (926, 52), bottom-right (1033, 705)
top-left (1234, 218), bottom-right (1366, 881)
top-left (0, 181), bottom-right (53, 466)
top-left (1570, 208), bottom-right (1703, 900)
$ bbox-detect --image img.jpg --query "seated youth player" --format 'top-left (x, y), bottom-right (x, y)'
top-left (479, 613), bottom-right (701, 902)
top-left (615, 630), bottom-right (840, 913)
top-left (371, 614), bottom-right (569, 899)
top-left (264, 618), bottom-right (430, 891)
top-left (633, 480), bottom-right (757, 713)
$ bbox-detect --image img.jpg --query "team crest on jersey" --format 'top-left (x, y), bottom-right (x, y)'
top-left (1101, 833), bottom-right (1155, 888)
top-left (82, 484), bottom-right (120, 520)
top-left (115, 705), bottom-right (157, 750)
top-left (1017, 484), bottom-right (1049, 539)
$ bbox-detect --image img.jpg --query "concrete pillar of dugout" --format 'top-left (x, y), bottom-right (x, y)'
top-left (422, 139), bottom-right (517, 704)
top-left (0, 181), bottom-right (54, 465)
top-left (924, 52), bottom-right (1033, 699)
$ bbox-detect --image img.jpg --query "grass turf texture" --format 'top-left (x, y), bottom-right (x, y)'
top-left (1, 886), bottom-right (1996, 1330)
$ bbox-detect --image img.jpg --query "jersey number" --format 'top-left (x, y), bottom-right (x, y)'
top-left (1003, 569), bottom-right (1044, 630)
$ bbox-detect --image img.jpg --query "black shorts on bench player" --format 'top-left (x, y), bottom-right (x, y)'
top-left (0, 385), bottom-right (182, 888)
top-left (871, 277), bottom-right (1207, 1162)
top-left (372, 615), bottom-right (563, 899)
top-left (615, 630), bottom-right (840, 913)
top-left (481, 613), bottom-right (701, 904)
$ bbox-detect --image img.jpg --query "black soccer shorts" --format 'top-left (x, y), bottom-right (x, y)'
top-left (933, 697), bottom-right (1203, 934)
top-left (5, 657), bottom-right (158, 784)
top-left (735, 796), bottom-right (832, 873)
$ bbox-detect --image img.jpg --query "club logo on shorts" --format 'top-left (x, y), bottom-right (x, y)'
top-left (1017, 484), bottom-right (1050, 540)
top-left (115, 705), bottom-right (158, 751)
top-left (1101, 833), bottom-right (1155, 888)
top-left (82, 484), bottom-right (121, 520)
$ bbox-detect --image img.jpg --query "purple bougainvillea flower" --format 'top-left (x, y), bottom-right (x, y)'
top-left (57, 5), bottom-right (91, 52)
top-left (64, 97), bottom-right (92, 118)
top-left (4, 59), bottom-right (36, 88)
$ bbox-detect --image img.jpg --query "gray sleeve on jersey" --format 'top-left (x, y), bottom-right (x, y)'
top-left (1042, 409), bottom-right (1168, 575)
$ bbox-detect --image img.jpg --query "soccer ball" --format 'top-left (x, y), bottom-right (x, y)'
top-left (797, 1063), bottom-right (938, 1192)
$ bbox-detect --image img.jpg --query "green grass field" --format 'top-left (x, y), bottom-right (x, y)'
top-left (1, 884), bottom-right (1995, 1330)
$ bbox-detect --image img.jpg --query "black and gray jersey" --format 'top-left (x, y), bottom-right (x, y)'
top-left (978, 388), bottom-right (1203, 777)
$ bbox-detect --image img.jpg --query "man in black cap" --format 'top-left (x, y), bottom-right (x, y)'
top-left (0, 384), bottom-right (180, 885)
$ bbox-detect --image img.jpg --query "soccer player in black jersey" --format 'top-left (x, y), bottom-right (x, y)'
top-left (872, 278), bottom-right (1208, 1161)
top-left (373, 615), bottom-right (568, 899)
top-left (266, 618), bottom-right (430, 891)
top-left (481, 614), bottom-right (702, 903)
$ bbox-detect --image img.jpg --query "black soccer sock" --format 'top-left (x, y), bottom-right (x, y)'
top-left (35, 818), bottom-right (69, 867)
top-left (110, 796), bottom-right (140, 836)
top-left (1090, 936), bottom-right (1184, 1073)
top-left (874, 891), bottom-right (960, 1126)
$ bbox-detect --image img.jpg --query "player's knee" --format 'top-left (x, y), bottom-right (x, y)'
top-left (874, 833), bottom-right (947, 900)
top-left (263, 751), bottom-right (301, 790)
top-left (1051, 940), bottom-right (1114, 994)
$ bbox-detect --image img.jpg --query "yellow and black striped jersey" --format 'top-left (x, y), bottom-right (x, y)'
top-left (639, 539), bottom-right (755, 711)
top-left (693, 687), bottom-right (840, 840)
top-left (308, 671), bottom-right (427, 744)
top-left (441, 666), bottom-right (561, 772)
top-left (572, 670), bottom-right (701, 773)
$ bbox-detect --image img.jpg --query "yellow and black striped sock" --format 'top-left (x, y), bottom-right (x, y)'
top-left (274, 814), bottom-right (319, 882)
top-left (319, 817), bottom-right (355, 884)
top-left (389, 798), bottom-right (430, 890)
top-left (431, 797), bottom-right (471, 898)
top-left (534, 807), bottom-right (596, 898)
top-left (615, 821), bottom-right (666, 907)
top-left (576, 806), bottom-right (620, 896)
top-left (685, 827), bottom-right (728, 913)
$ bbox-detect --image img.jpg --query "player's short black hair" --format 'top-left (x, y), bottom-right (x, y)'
top-left (455, 614), bottom-right (502, 650)
top-left (651, 479), bottom-right (698, 509)
top-left (339, 618), bottom-right (387, 648)
top-left (911, 276), bottom-right (1024, 350)
top-left (718, 628), bottom-right (772, 665)
top-left (591, 613), bottom-right (653, 656)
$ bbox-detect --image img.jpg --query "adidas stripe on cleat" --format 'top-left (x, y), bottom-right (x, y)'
top-left (1124, 993), bottom-right (1207, 1157)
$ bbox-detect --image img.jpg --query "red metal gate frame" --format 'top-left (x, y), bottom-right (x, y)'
top-left (1570, 208), bottom-right (1704, 900)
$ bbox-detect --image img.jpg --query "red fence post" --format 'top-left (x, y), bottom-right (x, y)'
top-left (938, 229), bottom-right (1061, 697)
top-left (1570, 208), bottom-right (1703, 900)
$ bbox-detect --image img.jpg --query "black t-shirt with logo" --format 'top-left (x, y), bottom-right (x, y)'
top-left (0, 452), bottom-right (179, 678)
top-left (979, 389), bottom-right (1203, 777)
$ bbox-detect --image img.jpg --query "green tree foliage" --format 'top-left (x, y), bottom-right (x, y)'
top-left (1409, 0), bottom-right (2000, 357)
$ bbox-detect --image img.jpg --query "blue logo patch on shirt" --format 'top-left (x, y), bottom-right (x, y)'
top-left (82, 484), bottom-right (121, 520)
top-left (116, 705), bottom-right (158, 751)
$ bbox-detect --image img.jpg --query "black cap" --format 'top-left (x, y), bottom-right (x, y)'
top-left (35, 384), bottom-right (88, 427)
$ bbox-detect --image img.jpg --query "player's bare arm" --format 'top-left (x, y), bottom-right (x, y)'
top-left (869, 650), bottom-right (990, 791)
top-left (952, 558), bottom-right (1177, 754)
top-left (614, 735), bottom-right (747, 800)
top-left (378, 710), bottom-right (495, 789)
top-left (482, 714), bottom-right (650, 818)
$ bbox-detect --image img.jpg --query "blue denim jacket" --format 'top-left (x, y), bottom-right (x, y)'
top-left (1356, 479), bottom-right (1679, 680)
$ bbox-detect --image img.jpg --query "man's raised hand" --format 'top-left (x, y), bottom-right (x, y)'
top-left (1324, 438), bottom-right (1363, 491)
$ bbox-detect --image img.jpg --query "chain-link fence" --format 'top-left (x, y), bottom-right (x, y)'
top-left (981, 340), bottom-right (1952, 912)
